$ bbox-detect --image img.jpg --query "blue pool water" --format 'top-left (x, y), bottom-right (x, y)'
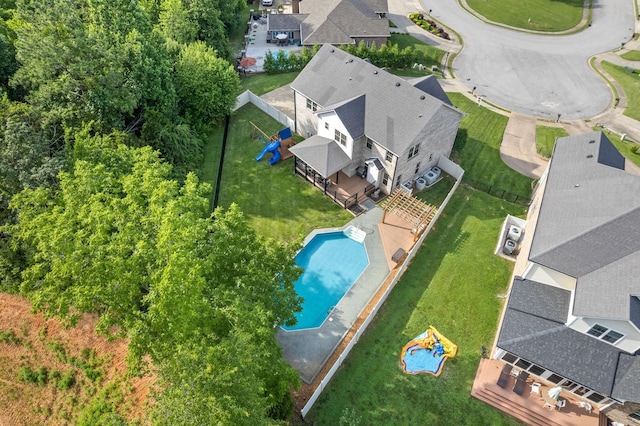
top-left (282, 232), bottom-right (369, 331)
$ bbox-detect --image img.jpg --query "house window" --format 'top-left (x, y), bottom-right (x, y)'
top-left (324, 122), bottom-right (329, 130)
top-left (395, 174), bottom-right (402, 188)
top-left (408, 143), bottom-right (420, 159)
top-left (306, 98), bottom-right (318, 111)
top-left (385, 150), bottom-right (393, 162)
top-left (382, 173), bottom-right (389, 186)
top-left (366, 139), bottom-right (372, 150)
top-left (587, 324), bottom-right (624, 344)
top-left (587, 393), bottom-right (605, 403)
top-left (528, 365), bottom-right (545, 376)
top-left (501, 353), bottom-right (517, 364)
top-left (630, 410), bottom-right (640, 420)
top-left (334, 129), bottom-right (347, 146)
top-left (547, 374), bottom-right (564, 384)
top-left (414, 162), bottom-right (421, 175)
top-left (515, 359), bottom-right (531, 370)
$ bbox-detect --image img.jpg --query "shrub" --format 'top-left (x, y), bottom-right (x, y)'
top-left (57, 371), bottom-right (75, 390)
top-left (0, 330), bottom-right (22, 345)
top-left (631, 144), bottom-right (639, 154)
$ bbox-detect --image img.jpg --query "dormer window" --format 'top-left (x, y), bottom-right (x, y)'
top-left (586, 324), bottom-right (624, 344)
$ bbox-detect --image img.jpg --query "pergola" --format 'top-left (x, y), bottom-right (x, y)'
top-left (382, 190), bottom-right (437, 242)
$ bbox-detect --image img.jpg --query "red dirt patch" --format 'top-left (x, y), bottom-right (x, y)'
top-left (0, 293), bottom-right (155, 425)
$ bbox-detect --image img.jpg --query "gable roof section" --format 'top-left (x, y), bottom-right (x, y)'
top-left (613, 354), bottom-right (640, 401)
top-left (498, 278), bottom-right (623, 396)
top-left (291, 44), bottom-right (463, 154)
top-left (318, 94), bottom-right (366, 139)
top-left (408, 75), bottom-right (453, 105)
top-left (288, 135), bottom-right (352, 177)
top-left (528, 132), bottom-right (640, 321)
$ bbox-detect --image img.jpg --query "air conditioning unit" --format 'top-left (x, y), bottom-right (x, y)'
top-left (508, 225), bottom-right (523, 243)
top-left (415, 177), bottom-right (427, 191)
top-left (503, 239), bottom-right (517, 255)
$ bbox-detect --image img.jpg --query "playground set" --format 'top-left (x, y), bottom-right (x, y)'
top-left (400, 326), bottom-right (458, 376)
top-left (251, 122), bottom-right (295, 165)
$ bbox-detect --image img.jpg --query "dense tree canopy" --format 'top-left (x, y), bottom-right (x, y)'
top-left (8, 133), bottom-right (303, 421)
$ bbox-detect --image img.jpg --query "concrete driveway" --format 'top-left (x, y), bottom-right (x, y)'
top-left (421, 0), bottom-right (636, 120)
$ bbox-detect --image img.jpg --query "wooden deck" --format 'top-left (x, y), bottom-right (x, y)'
top-left (472, 359), bottom-right (600, 426)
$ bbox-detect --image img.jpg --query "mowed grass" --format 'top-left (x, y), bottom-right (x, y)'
top-left (466, 0), bottom-right (584, 31)
top-left (621, 50), bottom-right (640, 61)
top-left (306, 186), bottom-right (525, 425)
top-left (449, 93), bottom-right (534, 198)
top-left (239, 71), bottom-right (299, 96)
top-left (601, 61), bottom-right (640, 121)
top-left (536, 125), bottom-right (569, 158)
top-left (215, 103), bottom-right (352, 243)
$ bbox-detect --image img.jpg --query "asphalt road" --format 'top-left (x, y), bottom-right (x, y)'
top-left (424, 0), bottom-right (636, 119)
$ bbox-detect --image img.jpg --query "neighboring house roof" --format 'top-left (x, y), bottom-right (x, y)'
top-left (298, 0), bottom-right (390, 45)
top-left (318, 94), bottom-right (366, 139)
top-left (268, 14), bottom-right (308, 32)
top-left (528, 132), bottom-right (640, 322)
top-left (288, 135), bottom-right (352, 177)
top-left (408, 75), bottom-right (453, 105)
top-left (498, 278), bottom-right (640, 400)
top-left (290, 44), bottom-right (463, 155)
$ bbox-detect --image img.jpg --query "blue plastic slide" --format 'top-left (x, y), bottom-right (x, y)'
top-left (256, 140), bottom-right (281, 165)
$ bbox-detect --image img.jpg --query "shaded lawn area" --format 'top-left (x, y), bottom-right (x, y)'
top-left (239, 71), bottom-right (300, 96)
top-left (601, 61), bottom-right (640, 121)
top-left (307, 186), bottom-right (525, 425)
top-left (449, 93), bottom-right (534, 198)
top-left (536, 125), bottom-right (569, 158)
top-left (466, 0), bottom-right (584, 31)
top-left (388, 34), bottom-right (445, 77)
top-left (214, 103), bottom-right (353, 243)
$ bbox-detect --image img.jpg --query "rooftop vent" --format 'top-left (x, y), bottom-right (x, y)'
top-left (330, 48), bottom-right (335, 53)
top-left (587, 154), bottom-right (593, 158)
top-left (349, 59), bottom-right (353, 63)
top-left (589, 139), bottom-right (595, 144)
top-left (373, 70), bottom-right (378, 74)
top-left (395, 82), bottom-right (401, 87)
top-left (420, 95), bottom-right (425, 100)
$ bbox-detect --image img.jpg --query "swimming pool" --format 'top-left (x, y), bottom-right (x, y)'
top-left (282, 232), bottom-right (369, 331)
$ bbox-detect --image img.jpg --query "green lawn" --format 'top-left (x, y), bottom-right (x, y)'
top-left (389, 34), bottom-right (445, 76)
top-left (306, 186), bottom-right (525, 425)
top-left (240, 72), bottom-right (300, 96)
top-left (449, 93), bottom-right (534, 198)
top-left (601, 61), bottom-right (640, 121)
top-left (214, 104), bottom-right (352, 243)
top-left (621, 50), bottom-right (640, 61)
top-left (536, 125), bottom-right (569, 158)
top-left (466, 0), bottom-right (584, 31)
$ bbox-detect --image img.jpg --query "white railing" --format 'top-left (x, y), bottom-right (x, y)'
top-left (300, 168), bottom-right (465, 418)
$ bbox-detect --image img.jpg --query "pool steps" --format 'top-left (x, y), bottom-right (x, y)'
top-left (343, 225), bottom-right (366, 243)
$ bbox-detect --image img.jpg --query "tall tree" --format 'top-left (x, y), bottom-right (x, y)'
top-left (174, 41), bottom-right (240, 125)
top-left (7, 131), bottom-right (302, 420)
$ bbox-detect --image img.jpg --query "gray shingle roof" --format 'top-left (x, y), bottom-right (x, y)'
top-left (613, 354), bottom-right (640, 401)
top-left (299, 0), bottom-right (389, 44)
top-left (408, 75), bottom-right (453, 106)
top-left (318, 94), bottom-right (366, 139)
top-left (268, 14), bottom-right (307, 32)
top-left (508, 277), bottom-right (570, 323)
top-left (498, 278), bottom-right (624, 396)
top-left (529, 132), bottom-right (640, 321)
top-left (290, 44), bottom-right (463, 155)
top-left (288, 135), bottom-right (352, 177)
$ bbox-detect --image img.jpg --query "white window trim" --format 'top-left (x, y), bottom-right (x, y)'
top-left (587, 323), bottom-right (625, 345)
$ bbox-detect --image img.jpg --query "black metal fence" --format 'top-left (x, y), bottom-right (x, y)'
top-left (463, 177), bottom-right (531, 206)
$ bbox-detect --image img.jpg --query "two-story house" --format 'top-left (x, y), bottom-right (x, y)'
top-left (495, 132), bottom-right (640, 423)
top-left (288, 44), bottom-right (464, 196)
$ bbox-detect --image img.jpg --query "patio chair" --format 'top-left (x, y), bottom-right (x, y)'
top-left (578, 401), bottom-right (592, 413)
top-left (530, 382), bottom-right (542, 398)
top-left (512, 371), bottom-right (529, 395)
top-left (497, 364), bottom-right (512, 389)
top-left (556, 399), bottom-right (566, 410)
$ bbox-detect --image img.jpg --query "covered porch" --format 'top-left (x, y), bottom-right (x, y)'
top-left (472, 359), bottom-right (603, 426)
top-left (290, 136), bottom-right (377, 211)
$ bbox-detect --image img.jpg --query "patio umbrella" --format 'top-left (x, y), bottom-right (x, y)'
top-left (548, 386), bottom-right (562, 400)
top-left (276, 33), bottom-right (288, 40)
top-left (239, 56), bottom-right (257, 68)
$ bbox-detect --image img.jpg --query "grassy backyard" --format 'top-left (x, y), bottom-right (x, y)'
top-left (449, 93), bottom-right (534, 199)
top-left (306, 186), bottom-right (525, 425)
top-left (465, 0), bottom-right (585, 32)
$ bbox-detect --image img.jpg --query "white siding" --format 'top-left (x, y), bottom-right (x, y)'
top-left (571, 317), bottom-right (640, 354)
top-left (294, 91), bottom-right (319, 138)
top-left (523, 264), bottom-right (576, 291)
top-left (317, 113), bottom-right (353, 159)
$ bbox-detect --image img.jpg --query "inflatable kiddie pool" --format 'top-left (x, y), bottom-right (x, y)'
top-left (400, 326), bottom-right (457, 376)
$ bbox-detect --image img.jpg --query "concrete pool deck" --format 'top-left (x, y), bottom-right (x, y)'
top-left (276, 206), bottom-right (392, 383)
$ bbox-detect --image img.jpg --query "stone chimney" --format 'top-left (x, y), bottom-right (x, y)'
top-left (292, 0), bottom-right (299, 14)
